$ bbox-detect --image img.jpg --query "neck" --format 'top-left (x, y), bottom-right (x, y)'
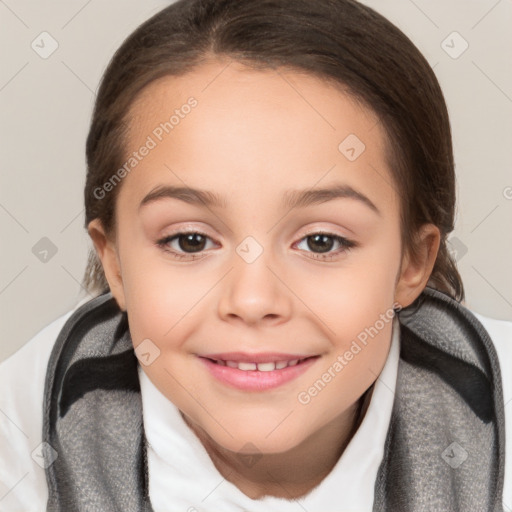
top-left (182, 385), bottom-right (374, 500)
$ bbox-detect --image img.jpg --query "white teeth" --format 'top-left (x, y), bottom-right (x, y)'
top-left (257, 362), bottom-right (276, 372)
top-left (217, 359), bottom-right (307, 371)
top-left (238, 362), bottom-right (257, 371)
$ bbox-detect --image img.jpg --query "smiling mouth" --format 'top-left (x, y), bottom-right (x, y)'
top-left (204, 356), bottom-right (318, 372)
top-left (199, 354), bottom-right (320, 391)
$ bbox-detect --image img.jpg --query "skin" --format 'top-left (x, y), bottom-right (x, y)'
top-left (88, 58), bottom-right (440, 499)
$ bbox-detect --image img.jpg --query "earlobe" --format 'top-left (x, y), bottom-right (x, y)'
top-left (87, 219), bottom-right (127, 311)
top-left (394, 224), bottom-right (440, 308)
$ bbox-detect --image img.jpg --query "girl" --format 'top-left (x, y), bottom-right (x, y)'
top-left (1, 0), bottom-right (511, 510)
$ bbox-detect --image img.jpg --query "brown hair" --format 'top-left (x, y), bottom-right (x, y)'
top-left (82, 0), bottom-right (464, 303)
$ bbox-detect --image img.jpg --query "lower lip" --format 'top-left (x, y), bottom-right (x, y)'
top-left (199, 357), bottom-right (319, 391)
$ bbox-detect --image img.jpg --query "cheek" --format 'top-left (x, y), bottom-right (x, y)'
top-left (119, 246), bottom-right (205, 345)
top-left (298, 318), bottom-right (393, 428)
top-left (290, 240), bottom-right (401, 337)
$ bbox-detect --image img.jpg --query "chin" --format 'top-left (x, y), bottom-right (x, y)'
top-left (201, 421), bottom-right (308, 456)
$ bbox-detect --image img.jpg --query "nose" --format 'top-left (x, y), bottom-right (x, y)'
top-left (217, 246), bottom-right (293, 327)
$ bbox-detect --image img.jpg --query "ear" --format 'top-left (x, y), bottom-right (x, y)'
top-left (394, 223), bottom-right (440, 308)
top-left (87, 218), bottom-right (126, 311)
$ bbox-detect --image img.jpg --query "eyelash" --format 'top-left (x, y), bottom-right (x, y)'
top-left (156, 230), bottom-right (357, 262)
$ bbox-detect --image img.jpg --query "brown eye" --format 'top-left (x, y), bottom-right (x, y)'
top-left (157, 231), bottom-right (216, 258)
top-left (177, 233), bottom-right (207, 253)
top-left (306, 234), bottom-right (335, 253)
top-left (295, 232), bottom-right (356, 260)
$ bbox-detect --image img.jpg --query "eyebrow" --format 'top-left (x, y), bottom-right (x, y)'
top-left (139, 184), bottom-right (380, 215)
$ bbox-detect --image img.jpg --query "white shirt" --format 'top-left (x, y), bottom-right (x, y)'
top-left (0, 300), bottom-right (510, 512)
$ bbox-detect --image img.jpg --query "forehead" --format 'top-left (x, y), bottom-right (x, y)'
top-left (128, 59), bottom-right (381, 142)
top-left (120, 59), bottom-right (398, 215)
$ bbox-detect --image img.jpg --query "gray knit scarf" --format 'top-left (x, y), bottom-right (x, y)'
top-left (42, 287), bottom-right (505, 511)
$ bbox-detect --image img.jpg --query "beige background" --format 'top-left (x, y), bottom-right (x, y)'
top-left (1, 0), bottom-right (511, 363)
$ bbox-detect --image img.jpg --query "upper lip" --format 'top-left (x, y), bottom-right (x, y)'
top-left (199, 352), bottom-right (318, 363)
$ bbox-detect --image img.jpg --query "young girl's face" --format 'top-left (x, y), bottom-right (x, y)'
top-left (91, 59), bottom-right (436, 455)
